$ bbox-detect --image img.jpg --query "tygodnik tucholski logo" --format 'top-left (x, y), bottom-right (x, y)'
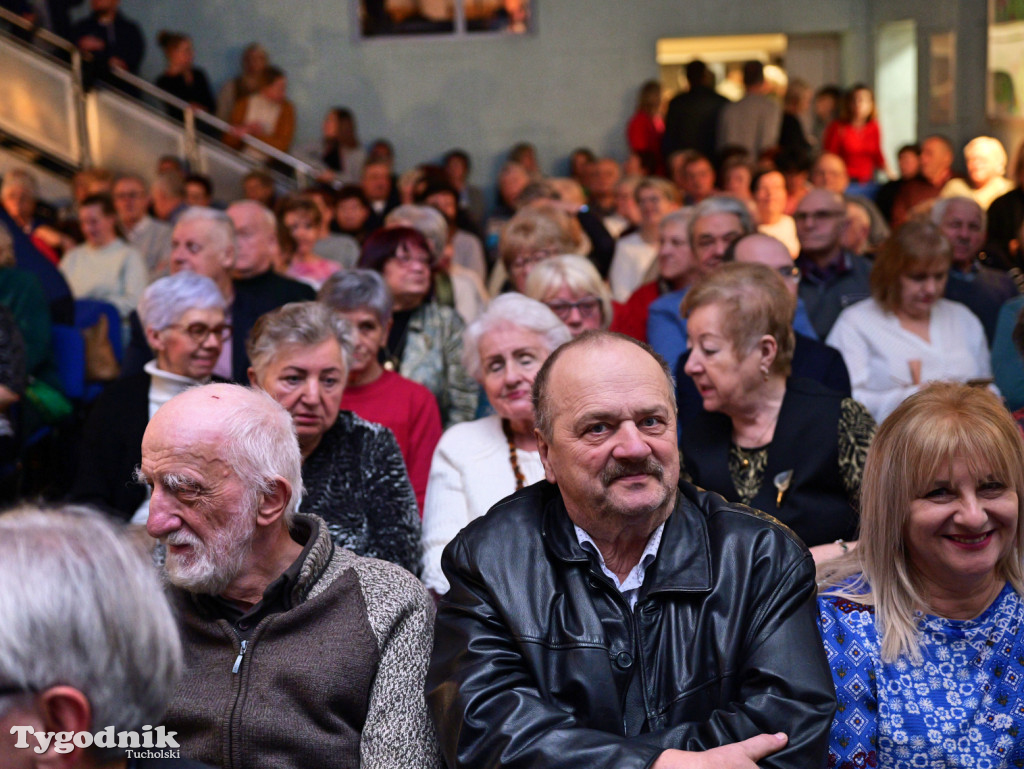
top-left (10, 723), bottom-right (180, 758)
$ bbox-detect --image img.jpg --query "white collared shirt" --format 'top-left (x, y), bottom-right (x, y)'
top-left (574, 522), bottom-right (665, 609)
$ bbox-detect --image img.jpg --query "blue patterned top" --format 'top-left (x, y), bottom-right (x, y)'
top-left (818, 582), bottom-right (1024, 768)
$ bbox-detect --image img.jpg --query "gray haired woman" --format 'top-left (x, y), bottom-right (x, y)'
top-left (247, 301), bottom-right (421, 574)
top-left (320, 269), bottom-right (442, 513)
top-left (69, 272), bottom-right (228, 520)
top-left (421, 293), bottom-right (571, 595)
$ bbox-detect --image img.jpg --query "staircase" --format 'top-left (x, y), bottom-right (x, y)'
top-left (0, 8), bottom-right (316, 200)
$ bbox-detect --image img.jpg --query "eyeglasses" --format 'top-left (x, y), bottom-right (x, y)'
top-left (793, 210), bottom-right (844, 224)
top-left (546, 297), bottom-right (601, 320)
top-left (391, 251), bottom-right (431, 268)
top-left (777, 265), bottom-right (801, 281)
top-left (510, 250), bottom-right (551, 272)
top-left (167, 322), bottom-right (232, 343)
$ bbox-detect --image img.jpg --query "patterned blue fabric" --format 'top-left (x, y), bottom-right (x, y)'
top-left (818, 582), bottom-right (1024, 768)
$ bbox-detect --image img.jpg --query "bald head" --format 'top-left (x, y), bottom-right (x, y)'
top-left (810, 153), bottom-right (849, 194)
top-left (732, 234), bottom-right (799, 296)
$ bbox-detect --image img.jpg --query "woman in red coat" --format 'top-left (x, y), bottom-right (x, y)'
top-left (627, 80), bottom-right (665, 176)
top-left (823, 84), bottom-right (891, 199)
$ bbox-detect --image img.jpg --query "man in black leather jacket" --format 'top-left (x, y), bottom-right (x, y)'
top-left (427, 332), bottom-right (835, 769)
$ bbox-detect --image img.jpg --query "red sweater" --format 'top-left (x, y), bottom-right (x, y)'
top-left (823, 120), bottom-right (886, 183)
top-left (340, 370), bottom-right (442, 514)
top-left (609, 281), bottom-right (662, 342)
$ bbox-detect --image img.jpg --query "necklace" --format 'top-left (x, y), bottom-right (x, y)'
top-left (501, 419), bottom-right (526, 490)
top-left (735, 415), bottom-right (776, 466)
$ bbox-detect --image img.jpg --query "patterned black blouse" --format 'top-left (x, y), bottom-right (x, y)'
top-left (299, 410), bottom-right (421, 575)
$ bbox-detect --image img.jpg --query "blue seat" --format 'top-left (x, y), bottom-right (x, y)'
top-left (74, 299), bottom-right (123, 364)
top-left (51, 324), bottom-right (86, 401)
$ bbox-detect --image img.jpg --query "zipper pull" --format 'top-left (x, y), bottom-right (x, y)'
top-left (232, 639), bottom-right (247, 674)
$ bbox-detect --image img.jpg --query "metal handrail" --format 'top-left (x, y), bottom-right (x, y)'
top-left (0, 6), bottom-right (316, 187)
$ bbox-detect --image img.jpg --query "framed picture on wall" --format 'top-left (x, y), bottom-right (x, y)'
top-left (358, 0), bottom-right (532, 38)
top-left (989, 0), bottom-right (1024, 118)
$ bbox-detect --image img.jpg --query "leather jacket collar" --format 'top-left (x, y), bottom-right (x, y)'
top-left (540, 481), bottom-right (713, 596)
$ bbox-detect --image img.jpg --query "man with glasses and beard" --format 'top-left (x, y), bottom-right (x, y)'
top-left (427, 331), bottom-right (835, 769)
top-left (140, 383), bottom-right (440, 769)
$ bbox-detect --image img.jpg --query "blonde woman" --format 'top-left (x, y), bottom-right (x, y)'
top-left (523, 254), bottom-right (612, 336)
top-left (818, 383), bottom-right (1024, 766)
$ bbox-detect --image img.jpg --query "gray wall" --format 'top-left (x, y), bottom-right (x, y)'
top-left (117, 0), bottom-right (870, 185)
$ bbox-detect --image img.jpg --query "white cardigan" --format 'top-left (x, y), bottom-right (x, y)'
top-left (421, 414), bottom-right (545, 594)
top-left (826, 298), bottom-right (992, 423)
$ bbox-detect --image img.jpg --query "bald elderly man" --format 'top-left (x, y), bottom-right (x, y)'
top-left (140, 383), bottom-right (441, 769)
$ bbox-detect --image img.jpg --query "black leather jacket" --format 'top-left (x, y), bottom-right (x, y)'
top-left (427, 480), bottom-right (835, 769)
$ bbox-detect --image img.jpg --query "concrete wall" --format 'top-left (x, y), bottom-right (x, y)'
top-left (115, 0), bottom-right (869, 186)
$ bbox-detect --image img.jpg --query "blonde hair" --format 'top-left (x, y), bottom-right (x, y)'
top-left (680, 262), bottom-right (795, 376)
top-left (523, 255), bottom-right (613, 330)
top-left (498, 204), bottom-right (584, 270)
top-left (818, 383), bottom-right (1024, 662)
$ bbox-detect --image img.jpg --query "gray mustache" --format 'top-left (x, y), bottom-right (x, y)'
top-left (601, 458), bottom-right (663, 485)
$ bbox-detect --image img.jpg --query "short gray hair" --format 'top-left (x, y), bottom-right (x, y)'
top-left (931, 195), bottom-right (987, 234)
top-left (247, 301), bottom-right (353, 377)
top-left (461, 293), bottom-right (572, 382)
top-left (660, 207), bottom-right (694, 232)
top-left (318, 268), bottom-right (394, 325)
top-left (1, 168), bottom-right (38, 198)
top-left (228, 198), bottom-right (276, 231)
top-left (175, 205), bottom-right (236, 253)
top-left (523, 255), bottom-right (613, 330)
top-left (138, 271), bottom-right (227, 332)
top-left (689, 195), bottom-right (756, 247)
top-left (0, 505), bottom-right (182, 761)
top-left (209, 384), bottom-right (304, 524)
top-left (385, 204), bottom-right (448, 260)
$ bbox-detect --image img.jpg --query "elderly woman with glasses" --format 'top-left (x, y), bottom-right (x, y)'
top-left (523, 254), bottom-right (612, 336)
top-left (358, 225), bottom-right (478, 427)
top-left (680, 262), bottom-right (875, 560)
top-left (489, 203), bottom-right (586, 296)
top-left (69, 272), bottom-right (229, 520)
top-left (247, 301), bottom-right (420, 574)
top-left (818, 383), bottom-right (1024, 766)
top-left (421, 294), bottom-right (571, 596)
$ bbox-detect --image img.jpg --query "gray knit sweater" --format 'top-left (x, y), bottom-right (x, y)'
top-left (164, 514), bottom-right (442, 769)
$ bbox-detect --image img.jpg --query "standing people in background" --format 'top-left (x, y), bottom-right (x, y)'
top-left (811, 85), bottom-right (841, 147)
top-left (663, 59), bottom-right (727, 161)
top-left (70, 0), bottom-right (145, 74)
top-left (941, 136), bottom-right (1015, 210)
top-left (225, 66), bottom-right (295, 154)
top-left (60, 192), bottom-right (147, 322)
top-left (324, 269), bottom-right (442, 514)
top-left (778, 78), bottom-right (813, 157)
top-left (823, 84), bottom-right (890, 199)
top-left (298, 107), bottom-right (367, 187)
top-left (626, 79), bottom-right (665, 176)
top-left (215, 42), bottom-right (269, 122)
top-left (717, 60), bottom-right (782, 161)
top-left (155, 31), bottom-right (215, 114)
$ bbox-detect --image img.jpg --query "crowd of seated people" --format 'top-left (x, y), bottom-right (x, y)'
top-left (5, 29), bottom-right (1024, 763)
